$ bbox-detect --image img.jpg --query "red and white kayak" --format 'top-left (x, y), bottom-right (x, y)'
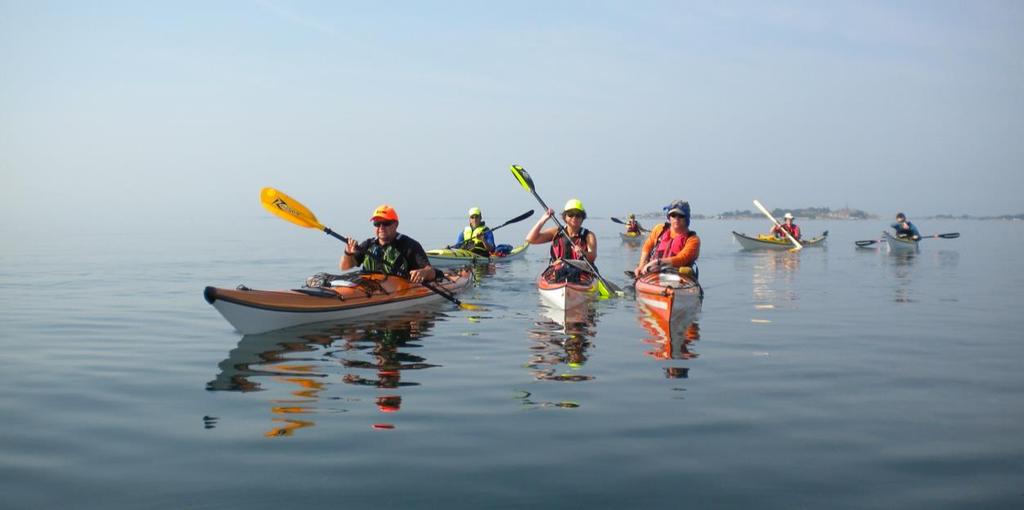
top-left (536, 264), bottom-right (597, 310)
top-left (633, 269), bottom-right (703, 323)
top-left (204, 270), bottom-right (472, 335)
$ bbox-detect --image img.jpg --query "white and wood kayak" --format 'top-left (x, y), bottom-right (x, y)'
top-left (882, 231), bottom-right (918, 254)
top-left (619, 232), bottom-right (645, 245)
top-left (204, 270), bottom-right (473, 335)
top-left (537, 264), bottom-right (598, 310)
top-left (426, 242), bottom-right (529, 267)
top-left (633, 269), bottom-right (703, 324)
top-left (732, 231), bottom-right (828, 250)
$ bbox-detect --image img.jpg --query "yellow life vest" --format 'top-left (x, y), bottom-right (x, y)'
top-left (462, 224), bottom-right (490, 252)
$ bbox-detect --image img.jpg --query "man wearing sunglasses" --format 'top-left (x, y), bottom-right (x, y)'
top-left (340, 205), bottom-right (437, 284)
top-left (454, 207), bottom-right (496, 256)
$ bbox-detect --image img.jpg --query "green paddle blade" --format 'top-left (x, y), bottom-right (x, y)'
top-left (559, 259), bottom-right (622, 297)
top-left (510, 165), bottom-right (533, 192)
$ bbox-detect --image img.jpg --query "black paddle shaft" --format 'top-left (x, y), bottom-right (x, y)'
top-left (530, 190), bottom-right (621, 294)
top-left (320, 225), bottom-right (471, 308)
top-left (323, 227), bottom-right (348, 243)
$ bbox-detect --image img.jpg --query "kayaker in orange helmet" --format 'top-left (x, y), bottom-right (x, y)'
top-left (526, 198), bottom-right (598, 264)
top-left (635, 200), bottom-right (700, 277)
top-left (771, 212), bottom-right (802, 241)
top-left (340, 205), bottom-right (437, 283)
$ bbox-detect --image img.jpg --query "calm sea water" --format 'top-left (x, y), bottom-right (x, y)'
top-left (2, 217), bottom-right (1022, 509)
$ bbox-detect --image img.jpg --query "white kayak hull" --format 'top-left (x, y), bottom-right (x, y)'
top-left (537, 271), bottom-right (597, 310)
top-left (208, 292), bottom-right (448, 335)
top-left (882, 231), bottom-right (918, 254)
top-left (205, 271), bottom-right (472, 335)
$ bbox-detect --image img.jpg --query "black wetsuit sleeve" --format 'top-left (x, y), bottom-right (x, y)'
top-left (352, 238), bottom-right (374, 265)
top-left (401, 237), bottom-right (432, 270)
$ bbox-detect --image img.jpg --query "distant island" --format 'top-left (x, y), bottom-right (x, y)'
top-left (714, 206), bottom-right (875, 220)
top-left (623, 208), bottom-right (1024, 221)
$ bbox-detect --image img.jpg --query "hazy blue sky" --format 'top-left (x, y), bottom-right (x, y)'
top-left (2, 0), bottom-right (1022, 235)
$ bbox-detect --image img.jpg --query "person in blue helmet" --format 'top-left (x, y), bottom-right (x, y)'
top-left (635, 200), bottom-right (700, 277)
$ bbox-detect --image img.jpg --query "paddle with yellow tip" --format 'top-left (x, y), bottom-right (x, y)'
top-left (509, 165), bottom-right (624, 298)
top-left (259, 187), bottom-right (481, 310)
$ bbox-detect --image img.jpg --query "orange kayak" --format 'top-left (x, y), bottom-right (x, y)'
top-left (633, 270), bottom-right (702, 323)
top-left (205, 270), bottom-right (472, 334)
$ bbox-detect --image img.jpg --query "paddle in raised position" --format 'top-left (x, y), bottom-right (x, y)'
top-left (509, 165), bottom-right (623, 298)
top-left (259, 187), bottom-right (480, 310)
top-left (753, 199), bottom-right (802, 251)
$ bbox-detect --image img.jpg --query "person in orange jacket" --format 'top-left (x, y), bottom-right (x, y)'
top-left (635, 200), bottom-right (700, 277)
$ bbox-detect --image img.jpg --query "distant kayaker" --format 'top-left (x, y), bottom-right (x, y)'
top-left (526, 198), bottom-right (597, 281)
top-left (891, 212), bottom-right (921, 240)
top-left (454, 207), bottom-right (496, 256)
top-left (635, 200), bottom-right (700, 277)
top-left (771, 213), bottom-right (802, 241)
top-left (341, 204), bottom-right (438, 283)
top-left (625, 214), bottom-right (643, 234)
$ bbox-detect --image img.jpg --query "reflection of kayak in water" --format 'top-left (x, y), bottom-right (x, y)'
top-left (207, 309), bottom-right (443, 392)
top-left (731, 231), bottom-right (828, 250)
top-left (633, 269), bottom-right (703, 324)
top-left (636, 300), bottom-right (701, 360)
top-left (207, 309), bottom-right (443, 436)
top-left (204, 269), bottom-right (472, 335)
top-left (537, 263), bottom-right (597, 310)
top-left (634, 271), bottom-right (702, 361)
top-left (620, 232), bottom-right (644, 244)
top-left (426, 242), bottom-right (529, 267)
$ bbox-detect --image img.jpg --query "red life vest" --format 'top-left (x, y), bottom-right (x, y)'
top-left (550, 227), bottom-right (592, 262)
top-left (653, 223), bottom-right (691, 259)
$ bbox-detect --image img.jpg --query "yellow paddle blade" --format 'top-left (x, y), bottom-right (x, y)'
top-left (459, 302), bottom-right (484, 311)
top-left (260, 187), bottom-right (324, 230)
top-left (595, 279), bottom-right (611, 298)
top-left (510, 164), bottom-right (533, 192)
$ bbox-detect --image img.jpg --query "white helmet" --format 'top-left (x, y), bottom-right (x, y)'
top-left (783, 213), bottom-right (794, 220)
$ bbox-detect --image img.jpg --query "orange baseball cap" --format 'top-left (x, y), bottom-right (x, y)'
top-left (370, 204), bottom-right (399, 222)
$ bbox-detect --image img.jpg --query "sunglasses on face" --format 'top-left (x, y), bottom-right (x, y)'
top-left (564, 212), bottom-right (584, 218)
top-left (373, 220), bottom-right (396, 228)
top-left (668, 213), bottom-right (686, 219)
top-left (469, 215), bottom-right (481, 219)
